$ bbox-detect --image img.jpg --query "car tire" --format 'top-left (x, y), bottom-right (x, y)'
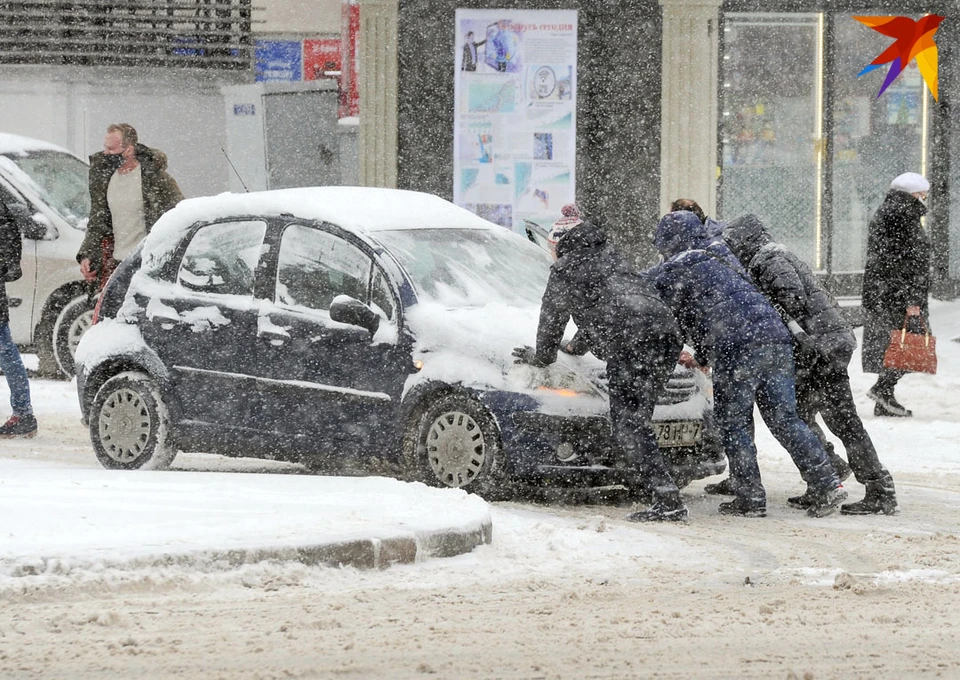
top-left (403, 393), bottom-right (508, 498)
top-left (90, 371), bottom-right (178, 471)
top-left (37, 293), bottom-right (95, 379)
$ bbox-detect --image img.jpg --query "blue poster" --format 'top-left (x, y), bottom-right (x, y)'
top-left (255, 40), bottom-right (302, 82)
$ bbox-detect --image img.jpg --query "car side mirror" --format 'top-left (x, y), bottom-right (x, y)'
top-left (330, 295), bottom-right (380, 335)
top-left (8, 203), bottom-right (56, 240)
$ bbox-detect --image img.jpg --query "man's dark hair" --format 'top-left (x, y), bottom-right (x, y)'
top-left (107, 123), bottom-right (138, 148)
top-left (670, 198), bottom-right (706, 224)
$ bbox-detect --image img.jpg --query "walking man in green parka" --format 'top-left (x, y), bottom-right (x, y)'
top-left (77, 123), bottom-right (183, 288)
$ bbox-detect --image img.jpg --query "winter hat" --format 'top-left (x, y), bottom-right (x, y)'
top-left (548, 203), bottom-right (583, 243)
top-left (890, 172), bottom-right (930, 194)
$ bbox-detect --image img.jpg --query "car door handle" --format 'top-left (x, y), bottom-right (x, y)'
top-left (8, 297), bottom-right (21, 308)
top-left (258, 330), bottom-right (287, 346)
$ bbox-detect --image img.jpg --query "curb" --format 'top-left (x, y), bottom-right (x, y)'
top-left (7, 519), bottom-right (494, 577)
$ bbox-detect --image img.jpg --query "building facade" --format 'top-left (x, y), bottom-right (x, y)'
top-left (359, 0), bottom-right (959, 295)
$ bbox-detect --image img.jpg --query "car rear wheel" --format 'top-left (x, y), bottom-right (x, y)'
top-left (90, 371), bottom-right (177, 470)
top-left (403, 394), bottom-right (507, 498)
top-left (37, 293), bottom-right (95, 379)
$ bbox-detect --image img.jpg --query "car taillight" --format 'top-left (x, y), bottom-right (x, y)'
top-left (91, 294), bottom-right (104, 325)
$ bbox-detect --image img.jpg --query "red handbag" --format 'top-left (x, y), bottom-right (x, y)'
top-left (883, 315), bottom-right (937, 375)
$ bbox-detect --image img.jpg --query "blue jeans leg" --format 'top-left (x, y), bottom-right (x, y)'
top-left (754, 344), bottom-right (838, 493)
top-left (713, 345), bottom-right (765, 503)
top-left (0, 322), bottom-right (32, 417)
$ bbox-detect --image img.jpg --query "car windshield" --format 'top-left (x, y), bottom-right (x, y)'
top-left (1, 149), bottom-right (90, 227)
top-left (374, 228), bottom-right (551, 308)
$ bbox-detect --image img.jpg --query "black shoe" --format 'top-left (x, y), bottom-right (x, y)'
top-left (626, 493), bottom-right (688, 523)
top-left (0, 414), bottom-right (37, 438)
top-left (704, 477), bottom-right (734, 495)
top-left (806, 486), bottom-right (848, 518)
top-left (841, 477), bottom-right (899, 515)
top-left (718, 496), bottom-right (766, 518)
top-left (868, 388), bottom-right (912, 417)
top-left (786, 490), bottom-right (815, 510)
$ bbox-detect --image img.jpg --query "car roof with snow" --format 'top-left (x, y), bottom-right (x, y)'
top-left (154, 186), bottom-right (496, 235)
top-left (0, 132), bottom-right (75, 156)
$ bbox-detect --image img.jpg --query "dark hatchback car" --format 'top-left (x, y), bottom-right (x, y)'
top-left (76, 187), bottom-right (723, 497)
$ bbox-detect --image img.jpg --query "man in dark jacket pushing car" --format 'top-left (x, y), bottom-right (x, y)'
top-left (513, 204), bottom-right (687, 522)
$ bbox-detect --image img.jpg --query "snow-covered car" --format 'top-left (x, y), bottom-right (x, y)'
top-left (1, 133), bottom-right (94, 377)
top-left (75, 187), bottom-right (723, 496)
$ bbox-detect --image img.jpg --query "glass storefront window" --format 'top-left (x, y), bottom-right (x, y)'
top-left (720, 13), bottom-right (821, 266)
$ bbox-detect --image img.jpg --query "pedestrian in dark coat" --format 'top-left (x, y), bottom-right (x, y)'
top-left (77, 123), bottom-right (183, 289)
top-left (0, 201), bottom-right (37, 438)
top-left (861, 172), bottom-right (931, 418)
top-left (512, 204), bottom-right (687, 522)
top-left (722, 214), bottom-right (897, 515)
top-left (647, 210), bottom-right (845, 517)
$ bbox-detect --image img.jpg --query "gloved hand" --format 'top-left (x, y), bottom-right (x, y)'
top-left (512, 345), bottom-right (548, 367)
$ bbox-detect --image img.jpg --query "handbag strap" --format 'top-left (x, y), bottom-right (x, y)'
top-left (899, 312), bottom-right (930, 337)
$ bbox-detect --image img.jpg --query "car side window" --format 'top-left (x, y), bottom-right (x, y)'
top-left (177, 220), bottom-right (267, 297)
top-left (276, 224), bottom-right (372, 312)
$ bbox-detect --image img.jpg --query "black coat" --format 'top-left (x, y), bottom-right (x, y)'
top-left (860, 190), bottom-right (931, 372)
top-left (534, 221), bottom-right (680, 365)
top-left (723, 214), bottom-right (856, 367)
top-left (0, 201), bottom-right (23, 325)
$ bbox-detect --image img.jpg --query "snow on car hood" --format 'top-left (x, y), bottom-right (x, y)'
top-left (402, 300), bottom-right (609, 417)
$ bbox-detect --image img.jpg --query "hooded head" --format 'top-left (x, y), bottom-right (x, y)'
top-left (722, 214), bottom-right (772, 265)
top-left (654, 210), bottom-right (708, 259)
top-left (548, 203), bottom-right (584, 244)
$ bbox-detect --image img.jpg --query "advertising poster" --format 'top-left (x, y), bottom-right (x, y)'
top-left (453, 10), bottom-right (577, 234)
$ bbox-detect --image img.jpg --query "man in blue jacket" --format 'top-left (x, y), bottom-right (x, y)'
top-left (647, 211), bottom-right (845, 517)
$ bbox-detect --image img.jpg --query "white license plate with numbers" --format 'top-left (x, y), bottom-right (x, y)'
top-left (655, 421), bottom-right (703, 448)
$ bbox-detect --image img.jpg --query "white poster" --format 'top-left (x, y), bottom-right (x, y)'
top-left (454, 9), bottom-right (578, 235)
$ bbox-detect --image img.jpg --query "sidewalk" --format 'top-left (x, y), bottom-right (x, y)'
top-left (0, 459), bottom-right (492, 578)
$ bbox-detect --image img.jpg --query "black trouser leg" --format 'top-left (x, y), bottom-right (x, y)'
top-left (873, 368), bottom-right (905, 397)
top-left (607, 336), bottom-right (682, 496)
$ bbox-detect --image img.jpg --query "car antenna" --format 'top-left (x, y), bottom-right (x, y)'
top-left (221, 147), bottom-right (250, 193)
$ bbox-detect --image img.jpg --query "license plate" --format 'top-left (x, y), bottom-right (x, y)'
top-left (655, 421), bottom-right (702, 448)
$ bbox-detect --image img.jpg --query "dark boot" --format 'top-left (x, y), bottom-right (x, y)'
top-left (626, 492), bottom-right (688, 523)
top-left (718, 496), bottom-right (766, 518)
top-left (786, 489), bottom-right (815, 510)
top-left (704, 477), bottom-right (734, 495)
top-left (868, 386), bottom-right (912, 417)
top-left (806, 485), bottom-right (848, 518)
top-left (841, 475), bottom-right (899, 515)
top-left (0, 414), bottom-right (37, 439)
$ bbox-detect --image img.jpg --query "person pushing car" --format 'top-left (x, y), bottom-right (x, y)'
top-left (512, 204), bottom-right (687, 522)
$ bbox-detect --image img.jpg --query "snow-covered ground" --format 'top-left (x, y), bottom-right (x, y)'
top-left (1, 300), bottom-right (959, 678)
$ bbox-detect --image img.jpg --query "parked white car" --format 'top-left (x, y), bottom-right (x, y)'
top-left (1, 133), bottom-right (94, 377)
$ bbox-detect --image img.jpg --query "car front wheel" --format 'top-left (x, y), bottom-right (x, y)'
top-left (403, 393), bottom-right (507, 498)
top-left (90, 371), bottom-right (177, 470)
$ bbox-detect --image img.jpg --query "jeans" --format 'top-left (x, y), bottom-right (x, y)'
top-left (0, 321), bottom-right (32, 417)
top-left (713, 342), bottom-right (839, 503)
top-left (795, 345), bottom-right (889, 485)
top-left (606, 334), bottom-right (683, 496)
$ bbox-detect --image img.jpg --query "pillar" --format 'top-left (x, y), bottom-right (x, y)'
top-left (357, 0), bottom-right (398, 188)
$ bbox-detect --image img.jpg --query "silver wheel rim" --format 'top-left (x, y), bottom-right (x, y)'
top-left (426, 410), bottom-right (485, 488)
top-left (68, 309), bottom-right (94, 359)
top-left (98, 388), bottom-right (153, 464)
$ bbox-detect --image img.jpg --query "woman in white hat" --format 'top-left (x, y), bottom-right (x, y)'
top-left (861, 172), bottom-right (931, 417)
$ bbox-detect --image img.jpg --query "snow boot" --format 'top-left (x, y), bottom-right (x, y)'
top-left (806, 485), bottom-right (848, 518)
top-left (0, 414), bottom-right (37, 439)
top-left (867, 387), bottom-right (912, 417)
top-left (718, 496), bottom-right (766, 518)
top-left (841, 476), bottom-right (899, 515)
top-left (704, 477), bottom-right (734, 495)
top-left (626, 492), bottom-right (688, 523)
top-left (786, 489), bottom-right (815, 510)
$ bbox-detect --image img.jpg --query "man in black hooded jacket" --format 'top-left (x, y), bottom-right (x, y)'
top-left (513, 205), bottom-right (686, 522)
top-left (721, 214), bottom-right (897, 515)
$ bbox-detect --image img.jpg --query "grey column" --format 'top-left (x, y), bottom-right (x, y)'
top-left (659, 0), bottom-right (721, 217)
top-left (357, 0), bottom-right (399, 188)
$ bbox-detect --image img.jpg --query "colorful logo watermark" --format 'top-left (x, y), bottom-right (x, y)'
top-left (855, 15), bottom-right (944, 101)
